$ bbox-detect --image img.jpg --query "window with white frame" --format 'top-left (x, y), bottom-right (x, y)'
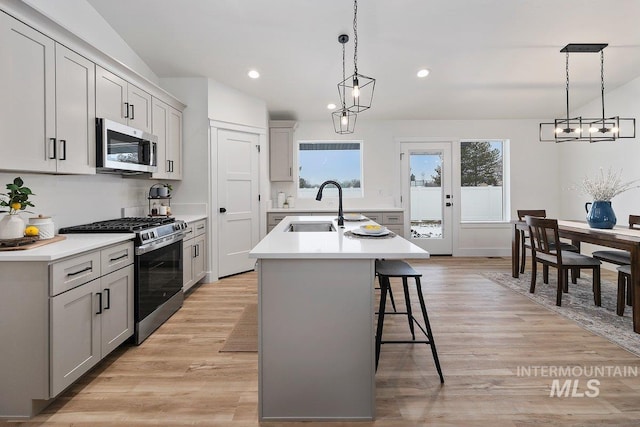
top-left (297, 141), bottom-right (363, 198)
top-left (459, 140), bottom-right (508, 222)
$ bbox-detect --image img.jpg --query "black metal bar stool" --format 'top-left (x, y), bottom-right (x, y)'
top-left (375, 259), bottom-right (444, 383)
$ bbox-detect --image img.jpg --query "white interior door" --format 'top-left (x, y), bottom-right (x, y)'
top-left (400, 142), bottom-right (453, 255)
top-left (217, 129), bottom-right (260, 277)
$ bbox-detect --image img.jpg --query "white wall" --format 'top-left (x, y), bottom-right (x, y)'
top-left (279, 119), bottom-right (560, 256)
top-left (559, 75), bottom-right (640, 223)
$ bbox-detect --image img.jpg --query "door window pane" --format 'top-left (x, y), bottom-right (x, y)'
top-left (297, 141), bottom-right (363, 198)
top-left (460, 140), bottom-right (504, 221)
top-left (410, 152), bottom-right (443, 239)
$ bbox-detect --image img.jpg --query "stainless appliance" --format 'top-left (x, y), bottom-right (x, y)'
top-left (59, 217), bottom-right (187, 344)
top-left (96, 118), bottom-right (158, 173)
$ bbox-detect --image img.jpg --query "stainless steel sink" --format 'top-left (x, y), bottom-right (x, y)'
top-left (287, 221), bottom-right (336, 232)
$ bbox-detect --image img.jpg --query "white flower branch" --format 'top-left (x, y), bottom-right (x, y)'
top-left (579, 167), bottom-right (640, 201)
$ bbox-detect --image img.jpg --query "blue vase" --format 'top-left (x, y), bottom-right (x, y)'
top-left (585, 200), bottom-right (617, 229)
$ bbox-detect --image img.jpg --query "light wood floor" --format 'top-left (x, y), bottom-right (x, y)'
top-left (8, 257), bottom-right (640, 426)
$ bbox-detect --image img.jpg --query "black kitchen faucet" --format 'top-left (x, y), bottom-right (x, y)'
top-left (315, 180), bottom-right (344, 227)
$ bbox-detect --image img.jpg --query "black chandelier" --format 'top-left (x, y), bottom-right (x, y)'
top-left (337, 0), bottom-right (375, 114)
top-left (539, 43), bottom-right (636, 142)
top-left (332, 34), bottom-right (357, 134)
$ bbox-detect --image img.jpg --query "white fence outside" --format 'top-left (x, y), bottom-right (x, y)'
top-left (295, 186), bottom-right (504, 222)
top-left (411, 186), bottom-right (503, 222)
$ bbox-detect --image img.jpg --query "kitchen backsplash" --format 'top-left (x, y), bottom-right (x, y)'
top-left (0, 172), bottom-right (152, 231)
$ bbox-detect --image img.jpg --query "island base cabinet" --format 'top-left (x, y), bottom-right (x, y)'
top-left (258, 258), bottom-right (375, 421)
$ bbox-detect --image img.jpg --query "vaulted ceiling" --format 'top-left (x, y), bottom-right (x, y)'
top-left (86, 0), bottom-right (640, 122)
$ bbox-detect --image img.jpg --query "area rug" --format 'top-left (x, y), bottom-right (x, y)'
top-left (483, 272), bottom-right (640, 357)
top-left (219, 303), bottom-right (258, 352)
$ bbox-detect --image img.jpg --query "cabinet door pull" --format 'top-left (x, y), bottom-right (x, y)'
top-left (49, 138), bottom-right (57, 159)
top-left (104, 288), bottom-right (111, 310)
top-left (109, 253), bottom-right (128, 262)
top-left (192, 245), bottom-right (197, 258)
top-left (67, 266), bottom-right (92, 277)
top-left (130, 104), bottom-right (135, 120)
top-left (166, 160), bottom-right (171, 173)
top-left (170, 160), bottom-right (174, 172)
top-left (96, 292), bottom-right (103, 315)
top-left (124, 102), bottom-right (129, 118)
top-left (59, 140), bottom-right (66, 160)
top-left (196, 225), bottom-right (205, 230)
top-left (289, 167), bottom-right (292, 177)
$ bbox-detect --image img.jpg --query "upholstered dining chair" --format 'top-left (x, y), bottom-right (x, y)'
top-left (517, 209), bottom-right (578, 275)
top-left (525, 216), bottom-right (602, 307)
top-left (592, 215), bottom-right (640, 266)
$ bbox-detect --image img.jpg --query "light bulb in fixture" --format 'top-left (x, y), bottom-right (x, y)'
top-left (555, 127), bottom-right (564, 134)
top-left (248, 70), bottom-right (260, 79)
top-left (341, 111), bottom-right (349, 125)
top-left (589, 126), bottom-right (599, 133)
top-left (352, 77), bottom-right (360, 98)
top-left (611, 127), bottom-right (619, 133)
top-left (417, 69), bottom-right (430, 78)
top-left (327, 103), bottom-right (337, 110)
top-left (574, 127), bottom-right (582, 134)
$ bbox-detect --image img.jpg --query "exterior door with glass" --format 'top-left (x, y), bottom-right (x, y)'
top-left (400, 142), bottom-right (453, 255)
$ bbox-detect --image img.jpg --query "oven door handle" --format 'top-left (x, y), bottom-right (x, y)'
top-left (135, 232), bottom-right (185, 255)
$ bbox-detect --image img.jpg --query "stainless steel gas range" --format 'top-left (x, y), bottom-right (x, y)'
top-left (60, 217), bottom-right (188, 344)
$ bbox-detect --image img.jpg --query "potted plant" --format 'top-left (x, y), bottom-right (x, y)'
top-left (0, 177), bottom-right (35, 239)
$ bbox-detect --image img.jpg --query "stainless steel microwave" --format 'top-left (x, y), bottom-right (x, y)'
top-left (96, 118), bottom-right (158, 173)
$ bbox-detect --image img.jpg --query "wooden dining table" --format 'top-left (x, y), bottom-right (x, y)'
top-left (512, 219), bottom-right (640, 334)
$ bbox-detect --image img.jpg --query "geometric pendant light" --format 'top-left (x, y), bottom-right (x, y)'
top-left (337, 0), bottom-right (375, 114)
top-left (539, 43), bottom-right (636, 142)
top-left (332, 34), bottom-right (357, 134)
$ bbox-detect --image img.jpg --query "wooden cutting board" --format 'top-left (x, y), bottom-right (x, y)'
top-left (0, 235), bottom-right (66, 251)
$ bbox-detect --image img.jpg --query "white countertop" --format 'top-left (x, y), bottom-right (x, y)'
top-left (0, 234), bottom-right (134, 262)
top-left (249, 215), bottom-right (429, 260)
top-left (267, 207), bottom-right (403, 213)
top-left (173, 214), bottom-right (208, 223)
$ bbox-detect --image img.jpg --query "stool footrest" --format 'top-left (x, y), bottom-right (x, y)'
top-left (380, 340), bottom-right (432, 344)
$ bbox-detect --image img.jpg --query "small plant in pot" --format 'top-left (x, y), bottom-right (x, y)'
top-left (0, 177), bottom-right (36, 239)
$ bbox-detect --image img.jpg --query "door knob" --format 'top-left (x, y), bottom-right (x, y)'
top-left (446, 202), bottom-right (452, 207)
top-left (219, 207), bottom-right (227, 213)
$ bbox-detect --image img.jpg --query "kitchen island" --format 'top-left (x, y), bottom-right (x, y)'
top-left (249, 215), bottom-right (429, 421)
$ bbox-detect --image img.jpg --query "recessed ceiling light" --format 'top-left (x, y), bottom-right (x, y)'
top-left (327, 103), bottom-right (337, 110)
top-left (248, 69), bottom-right (260, 79)
top-left (417, 69), bottom-right (430, 78)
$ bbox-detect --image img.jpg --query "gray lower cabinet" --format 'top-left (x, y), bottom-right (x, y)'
top-left (183, 219), bottom-right (208, 292)
top-left (50, 263), bottom-right (134, 396)
top-left (0, 240), bottom-right (134, 418)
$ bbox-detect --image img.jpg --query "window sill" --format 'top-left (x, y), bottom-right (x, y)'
top-left (460, 221), bottom-right (511, 229)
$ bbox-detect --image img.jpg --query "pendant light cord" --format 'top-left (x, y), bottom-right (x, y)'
top-left (353, 0), bottom-right (358, 76)
top-left (600, 50), bottom-right (606, 121)
top-left (342, 41), bottom-right (347, 110)
top-left (565, 51), bottom-right (570, 121)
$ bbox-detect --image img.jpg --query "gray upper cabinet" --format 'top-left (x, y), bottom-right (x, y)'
top-left (152, 97), bottom-right (183, 180)
top-left (0, 12), bottom-right (95, 174)
top-left (269, 120), bottom-right (297, 182)
top-left (54, 44), bottom-right (96, 174)
top-left (96, 65), bottom-right (152, 133)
